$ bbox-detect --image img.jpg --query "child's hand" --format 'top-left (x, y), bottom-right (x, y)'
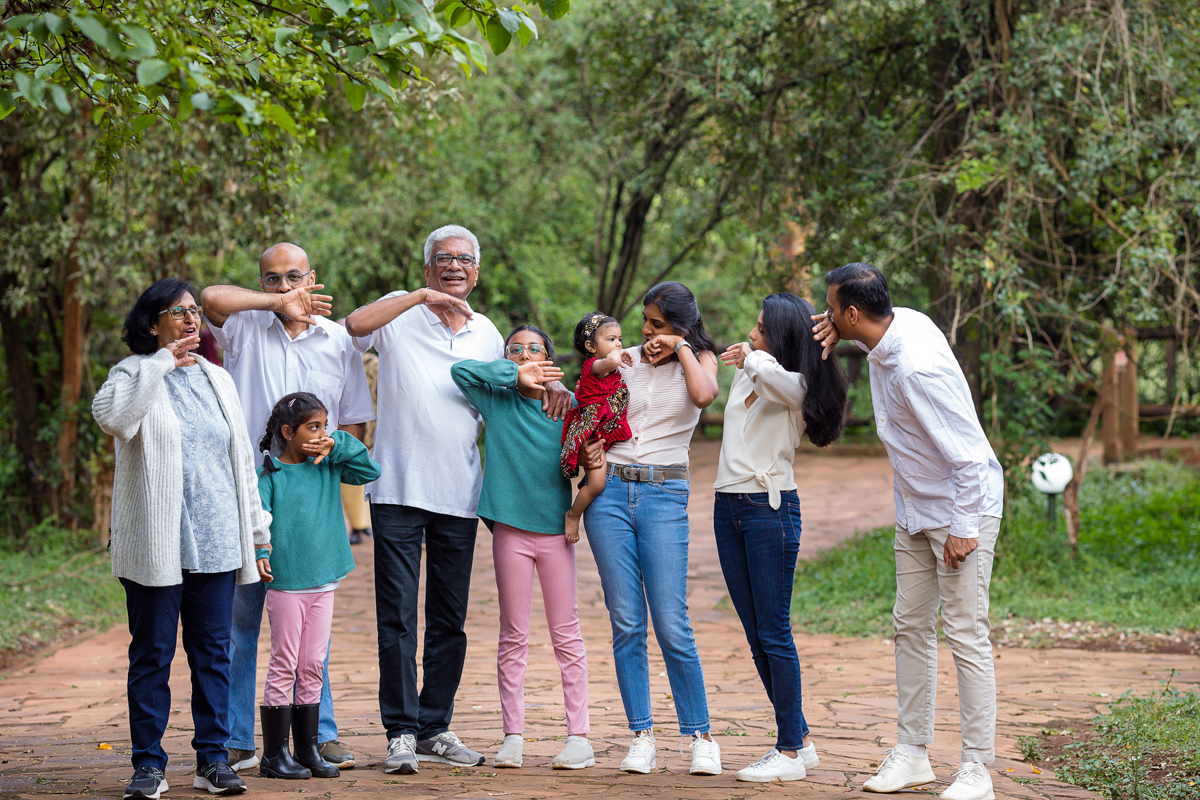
top-left (620, 348), bottom-right (634, 368)
top-left (721, 342), bottom-right (752, 369)
top-left (303, 435), bottom-right (335, 464)
top-left (257, 557), bottom-right (273, 582)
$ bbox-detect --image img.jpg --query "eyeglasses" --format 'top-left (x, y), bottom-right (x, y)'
top-left (433, 253), bottom-right (477, 268)
top-left (259, 269), bottom-right (312, 289)
top-left (505, 343), bottom-right (546, 357)
top-left (159, 305), bottom-right (203, 321)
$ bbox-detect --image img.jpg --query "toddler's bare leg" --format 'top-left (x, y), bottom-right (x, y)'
top-left (565, 464), bottom-right (607, 543)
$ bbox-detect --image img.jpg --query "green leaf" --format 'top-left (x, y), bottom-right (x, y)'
top-left (449, 45), bottom-right (471, 77)
top-left (274, 27), bottom-right (299, 55)
top-left (178, 90), bottom-right (193, 121)
top-left (497, 9), bottom-right (521, 33)
top-left (5, 14), bottom-right (39, 31)
top-left (345, 81), bottom-right (367, 111)
top-left (132, 114), bottom-right (157, 132)
top-left (264, 103), bottom-right (298, 134)
top-left (449, 6), bottom-right (471, 27)
top-left (369, 76), bottom-right (395, 101)
top-left (538, 0), bottom-right (569, 20)
top-left (14, 72), bottom-right (45, 107)
top-left (432, 0), bottom-right (457, 10)
top-left (34, 61), bottom-right (61, 80)
top-left (368, 24), bottom-right (390, 49)
top-left (135, 59), bottom-right (172, 87)
top-left (465, 38), bottom-right (487, 70)
top-left (323, 0), bottom-right (351, 15)
top-left (368, 0), bottom-right (392, 17)
top-left (230, 93), bottom-right (258, 113)
top-left (43, 13), bottom-right (68, 36)
top-left (48, 84), bottom-right (69, 113)
top-left (484, 16), bottom-right (511, 54)
top-left (119, 23), bottom-right (157, 58)
top-left (345, 45), bottom-right (367, 63)
top-left (247, 59), bottom-right (261, 83)
top-left (190, 91), bottom-right (213, 110)
top-left (69, 13), bottom-right (121, 56)
top-left (0, 91), bottom-right (15, 121)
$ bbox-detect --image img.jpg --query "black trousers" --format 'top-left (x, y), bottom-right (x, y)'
top-left (371, 503), bottom-right (477, 740)
top-left (121, 570), bottom-right (236, 770)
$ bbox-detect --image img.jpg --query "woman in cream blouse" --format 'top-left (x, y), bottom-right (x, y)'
top-left (715, 292), bottom-right (849, 783)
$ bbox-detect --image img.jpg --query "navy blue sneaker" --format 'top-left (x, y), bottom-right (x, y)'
top-left (193, 761), bottom-right (246, 795)
top-left (124, 766), bottom-right (168, 800)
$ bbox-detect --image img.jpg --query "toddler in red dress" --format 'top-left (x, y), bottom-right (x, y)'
top-left (561, 312), bottom-right (633, 542)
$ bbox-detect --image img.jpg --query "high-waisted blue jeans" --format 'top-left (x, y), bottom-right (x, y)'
top-left (583, 469), bottom-right (710, 735)
top-left (713, 491), bottom-right (809, 750)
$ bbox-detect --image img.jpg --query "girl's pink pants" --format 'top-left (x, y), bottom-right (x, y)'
top-left (492, 523), bottom-right (590, 735)
top-left (264, 589), bottom-right (334, 706)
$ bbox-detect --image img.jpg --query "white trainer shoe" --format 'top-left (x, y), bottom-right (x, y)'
top-left (736, 748), bottom-right (806, 782)
top-left (552, 735), bottom-right (595, 769)
top-left (940, 762), bottom-right (995, 800)
top-left (798, 742), bottom-right (820, 769)
top-left (494, 734), bottom-right (523, 768)
top-left (863, 748), bottom-right (936, 792)
top-left (688, 733), bottom-right (721, 776)
top-left (620, 731), bottom-right (656, 774)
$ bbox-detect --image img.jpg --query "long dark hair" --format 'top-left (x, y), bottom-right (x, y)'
top-left (643, 281), bottom-right (716, 354)
top-left (260, 391), bottom-right (327, 453)
top-left (761, 293), bottom-right (848, 447)
top-left (121, 278), bottom-right (195, 355)
top-left (507, 325), bottom-right (555, 361)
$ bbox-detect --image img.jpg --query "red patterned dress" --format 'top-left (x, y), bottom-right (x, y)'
top-left (560, 357), bottom-right (632, 478)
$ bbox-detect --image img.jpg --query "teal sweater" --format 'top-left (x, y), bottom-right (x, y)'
top-left (451, 359), bottom-right (573, 535)
top-left (255, 430), bottom-right (381, 590)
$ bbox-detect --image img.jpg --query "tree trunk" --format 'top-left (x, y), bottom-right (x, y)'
top-left (0, 274), bottom-right (53, 521)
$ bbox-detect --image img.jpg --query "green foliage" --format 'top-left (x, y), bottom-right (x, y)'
top-left (792, 461), bottom-right (1200, 637)
top-left (1050, 677), bottom-right (1200, 800)
top-left (1, 0), bottom-right (559, 169)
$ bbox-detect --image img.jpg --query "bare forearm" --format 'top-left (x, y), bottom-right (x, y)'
top-left (199, 285), bottom-right (281, 327)
top-left (338, 422), bottom-right (366, 442)
top-left (591, 352), bottom-right (623, 376)
top-left (346, 289), bottom-right (426, 338)
top-left (680, 348), bottom-right (720, 408)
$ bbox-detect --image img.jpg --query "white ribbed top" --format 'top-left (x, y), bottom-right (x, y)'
top-left (605, 346), bottom-right (703, 467)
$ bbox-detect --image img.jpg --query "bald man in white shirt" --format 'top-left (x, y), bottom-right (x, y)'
top-left (813, 263), bottom-right (1003, 800)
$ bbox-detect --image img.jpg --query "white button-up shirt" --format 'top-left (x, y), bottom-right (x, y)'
top-left (210, 310), bottom-right (375, 448)
top-left (866, 308), bottom-right (1003, 538)
top-left (354, 292), bottom-right (504, 518)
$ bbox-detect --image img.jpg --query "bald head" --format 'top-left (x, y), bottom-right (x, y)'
top-left (260, 242), bottom-right (309, 274)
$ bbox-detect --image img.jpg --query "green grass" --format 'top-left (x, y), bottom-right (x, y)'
top-left (0, 521), bottom-right (125, 663)
top-left (1040, 675), bottom-right (1200, 800)
top-left (792, 460), bottom-right (1200, 637)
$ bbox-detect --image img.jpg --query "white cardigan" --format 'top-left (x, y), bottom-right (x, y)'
top-left (92, 348), bottom-right (271, 587)
top-left (713, 350), bottom-right (807, 509)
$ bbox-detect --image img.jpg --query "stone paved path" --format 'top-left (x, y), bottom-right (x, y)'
top-left (3, 440), bottom-right (1197, 800)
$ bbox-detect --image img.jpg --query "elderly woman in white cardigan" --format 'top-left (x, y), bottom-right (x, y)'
top-left (92, 278), bottom-right (271, 800)
top-left (715, 293), bottom-right (849, 784)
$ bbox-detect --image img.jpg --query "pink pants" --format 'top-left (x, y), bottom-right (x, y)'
top-left (492, 523), bottom-right (590, 735)
top-left (264, 589), bottom-right (335, 707)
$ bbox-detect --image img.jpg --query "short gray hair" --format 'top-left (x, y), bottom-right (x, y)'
top-left (424, 225), bottom-right (481, 266)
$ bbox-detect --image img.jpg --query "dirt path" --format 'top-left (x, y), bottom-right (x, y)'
top-left (3, 440), bottom-right (1196, 799)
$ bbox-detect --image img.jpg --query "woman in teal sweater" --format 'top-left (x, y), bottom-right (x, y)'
top-left (253, 392), bottom-right (381, 780)
top-left (451, 327), bottom-right (601, 771)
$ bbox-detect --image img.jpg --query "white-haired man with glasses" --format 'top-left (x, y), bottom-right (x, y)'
top-left (200, 241), bottom-right (375, 773)
top-left (346, 224), bottom-right (575, 774)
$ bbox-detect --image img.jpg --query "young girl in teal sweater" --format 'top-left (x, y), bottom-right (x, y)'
top-left (253, 392), bottom-right (381, 780)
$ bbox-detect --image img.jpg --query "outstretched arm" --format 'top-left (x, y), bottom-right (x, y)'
top-left (345, 288), bottom-right (472, 338)
top-left (200, 284), bottom-right (331, 328)
top-left (590, 348), bottom-right (634, 376)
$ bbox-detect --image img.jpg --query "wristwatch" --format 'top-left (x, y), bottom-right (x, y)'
top-left (674, 340), bottom-right (692, 354)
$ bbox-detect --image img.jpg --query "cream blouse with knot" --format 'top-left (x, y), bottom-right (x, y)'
top-left (713, 349), bottom-right (808, 509)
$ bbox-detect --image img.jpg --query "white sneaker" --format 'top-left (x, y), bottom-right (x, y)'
top-left (863, 748), bottom-right (936, 792)
top-left (736, 748), bottom-right (806, 782)
top-left (552, 735), bottom-right (595, 769)
top-left (940, 762), bottom-right (994, 800)
top-left (798, 742), bottom-right (820, 769)
top-left (494, 734), bottom-right (523, 768)
top-left (688, 733), bottom-right (721, 776)
top-left (620, 731), bottom-right (656, 774)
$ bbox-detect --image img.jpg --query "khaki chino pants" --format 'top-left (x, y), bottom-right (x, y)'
top-left (892, 516), bottom-right (1001, 763)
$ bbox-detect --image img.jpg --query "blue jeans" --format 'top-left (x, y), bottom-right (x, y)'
top-left (583, 469), bottom-right (710, 735)
top-left (713, 491), bottom-right (809, 750)
top-left (122, 570), bottom-right (236, 770)
top-left (226, 581), bottom-right (338, 750)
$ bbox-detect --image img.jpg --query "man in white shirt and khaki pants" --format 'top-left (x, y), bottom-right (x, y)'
top-left (814, 263), bottom-right (1004, 800)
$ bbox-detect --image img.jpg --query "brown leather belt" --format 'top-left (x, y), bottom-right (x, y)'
top-left (607, 463), bottom-right (689, 483)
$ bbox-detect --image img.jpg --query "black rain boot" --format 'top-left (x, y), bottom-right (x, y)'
top-left (292, 703), bottom-right (339, 778)
top-left (258, 704), bottom-right (311, 779)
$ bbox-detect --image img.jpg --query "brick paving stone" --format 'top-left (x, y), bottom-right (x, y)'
top-left (3, 440), bottom-right (1198, 799)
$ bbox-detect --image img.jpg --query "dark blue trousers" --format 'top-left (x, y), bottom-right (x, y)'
top-left (713, 491), bottom-right (810, 751)
top-left (121, 570), bottom-right (236, 770)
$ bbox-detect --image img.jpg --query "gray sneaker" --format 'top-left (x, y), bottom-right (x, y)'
top-left (415, 731), bottom-right (485, 766)
top-left (384, 734), bottom-right (418, 774)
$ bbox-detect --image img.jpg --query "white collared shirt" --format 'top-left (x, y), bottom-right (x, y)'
top-left (713, 349), bottom-right (807, 509)
top-left (865, 308), bottom-right (1004, 538)
top-left (353, 291), bottom-right (504, 518)
top-left (209, 310), bottom-right (375, 448)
